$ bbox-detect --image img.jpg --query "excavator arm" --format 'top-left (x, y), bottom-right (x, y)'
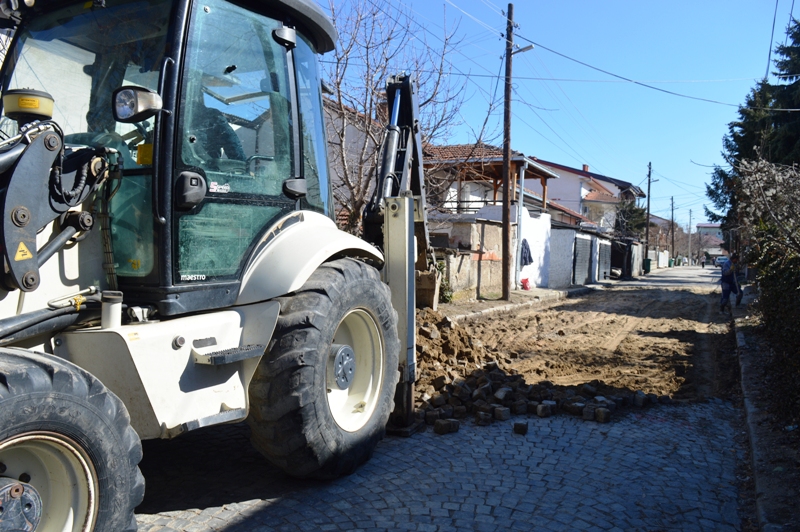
top-left (363, 74), bottom-right (430, 267)
top-left (363, 74), bottom-right (434, 433)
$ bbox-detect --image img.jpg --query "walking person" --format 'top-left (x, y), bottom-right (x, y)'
top-left (719, 253), bottom-right (740, 313)
top-left (700, 255), bottom-right (706, 269)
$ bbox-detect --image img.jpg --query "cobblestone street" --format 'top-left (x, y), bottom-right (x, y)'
top-left (137, 398), bottom-right (746, 531)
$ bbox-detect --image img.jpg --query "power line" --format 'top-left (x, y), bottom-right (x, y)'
top-left (477, 0), bottom-right (503, 14)
top-left (445, 0), bottom-right (506, 38)
top-left (518, 53), bottom-right (614, 175)
top-left (319, 62), bottom-right (763, 84)
top-left (510, 89), bottom-right (598, 166)
top-left (652, 170), bottom-right (707, 190)
top-left (767, 0), bottom-right (780, 80)
top-left (515, 33), bottom-right (800, 112)
top-left (785, 0), bottom-right (797, 46)
top-left (362, 0), bottom-right (609, 167)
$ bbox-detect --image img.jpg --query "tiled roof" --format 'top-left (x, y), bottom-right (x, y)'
top-left (586, 178), bottom-right (615, 196)
top-left (423, 142), bottom-right (523, 162)
top-left (423, 143), bottom-right (559, 180)
top-left (532, 158), bottom-right (646, 198)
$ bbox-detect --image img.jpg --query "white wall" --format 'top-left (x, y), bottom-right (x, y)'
top-left (630, 243), bottom-right (643, 277)
top-left (525, 169), bottom-right (583, 215)
top-left (657, 250), bottom-right (670, 268)
top-left (518, 210), bottom-right (551, 288)
top-left (443, 181), bottom-right (492, 212)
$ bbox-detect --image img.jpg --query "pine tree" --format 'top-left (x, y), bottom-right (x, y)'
top-left (614, 201), bottom-right (649, 238)
top-left (705, 81), bottom-right (772, 231)
top-left (769, 19), bottom-right (800, 163)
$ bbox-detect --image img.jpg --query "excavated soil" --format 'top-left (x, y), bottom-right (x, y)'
top-left (414, 287), bottom-right (738, 409)
top-left (414, 285), bottom-right (756, 530)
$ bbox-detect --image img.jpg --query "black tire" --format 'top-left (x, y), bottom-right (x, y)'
top-left (0, 349), bottom-right (144, 532)
top-left (247, 258), bottom-right (400, 479)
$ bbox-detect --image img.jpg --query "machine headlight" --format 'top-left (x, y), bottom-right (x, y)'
top-left (115, 89), bottom-right (138, 121)
top-left (112, 86), bottom-right (163, 123)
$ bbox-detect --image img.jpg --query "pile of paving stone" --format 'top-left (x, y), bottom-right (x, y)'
top-left (414, 309), bottom-right (672, 434)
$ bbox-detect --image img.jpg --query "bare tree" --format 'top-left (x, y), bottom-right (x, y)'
top-left (323, 0), bottom-right (465, 233)
top-left (737, 158), bottom-right (800, 255)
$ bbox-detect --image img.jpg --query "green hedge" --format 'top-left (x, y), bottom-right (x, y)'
top-left (748, 228), bottom-right (800, 355)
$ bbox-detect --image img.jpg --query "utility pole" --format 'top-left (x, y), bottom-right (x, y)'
top-left (645, 163), bottom-right (652, 254)
top-left (688, 209), bottom-right (692, 264)
top-left (501, 3), bottom-right (514, 301)
top-left (670, 196), bottom-right (675, 258)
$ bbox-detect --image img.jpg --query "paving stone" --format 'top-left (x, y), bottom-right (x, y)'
top-left (494, 406), bottom-right (511, 421)
top-left (430, 393), bottom-right (447, 407)
top-left (634, 391), bottom-right (647, 407)
top-left (475, 411), bottom-right (493, 426)
top-left (536, 403), bottom-right (552, 418)
top-left (513, 422), bottom-right (528, 435)
top-left (424, 410), bottom-right (440, 425)
top-left (136, 401), bottom-right (744, 532)
top-left (564, 402), bottom-right (585, 416)
top-left (595, 408), bottom-right (612, 423)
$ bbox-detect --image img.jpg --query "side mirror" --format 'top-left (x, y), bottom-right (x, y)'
top-left (112, 86), bottom-right (163, 123)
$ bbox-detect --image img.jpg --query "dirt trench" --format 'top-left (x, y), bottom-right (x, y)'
top-left (414, 286), bottom-right (738, 410)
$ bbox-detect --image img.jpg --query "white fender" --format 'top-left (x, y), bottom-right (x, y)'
top-left (236, 211), bottom-right (383, 305)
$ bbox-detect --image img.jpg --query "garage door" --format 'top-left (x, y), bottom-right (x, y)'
top-left (598, 241), bottom-right (611, 281)
top-left (573, 236), bottom-right (592, 285)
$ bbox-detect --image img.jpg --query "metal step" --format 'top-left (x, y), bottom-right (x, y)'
top-left (192, 344), bottom-right (265, 365)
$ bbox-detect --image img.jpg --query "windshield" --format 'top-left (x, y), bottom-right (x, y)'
top-left (1, 0), bottom-right (173, 168)
top-left (174, 0), bottom-right (332, 282)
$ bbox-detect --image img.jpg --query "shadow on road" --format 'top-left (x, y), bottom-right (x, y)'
top-left (136, 423), bottom-right (320, 514)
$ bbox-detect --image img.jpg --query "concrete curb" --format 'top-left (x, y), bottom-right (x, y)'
top-left (733, 290), bottom-right (785, 532)
top-left (448, 291), bottom-right (565, 323)
top-left (446, 286), bottom-right (597, 323)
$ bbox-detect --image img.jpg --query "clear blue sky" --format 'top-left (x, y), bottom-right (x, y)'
top-left (321, 0), bottom-right (794, 230)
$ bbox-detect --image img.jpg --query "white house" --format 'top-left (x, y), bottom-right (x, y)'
top-left (524, 160), bottom-right (645, 231)
top-left (696, 223), bottom-right (725, 259)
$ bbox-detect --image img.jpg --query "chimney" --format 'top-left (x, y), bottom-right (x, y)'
top-left (582, 164), bottom-right (589, 173)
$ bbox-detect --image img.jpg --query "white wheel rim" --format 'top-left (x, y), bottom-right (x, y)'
top-left (0, 431), bottom-right (98, 532)
top-left (327, 309), bottom-right (385, 432)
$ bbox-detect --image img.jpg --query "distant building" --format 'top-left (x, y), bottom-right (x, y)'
top-left (525, 160), bottom-right (645, 231)
top-left (696, 223), bottom-right (724, 258)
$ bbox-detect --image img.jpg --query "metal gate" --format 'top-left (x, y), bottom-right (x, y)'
top-left (598, 241), bottom-right (611, 281)
top-left (573, 236), bottom-right (592, 285)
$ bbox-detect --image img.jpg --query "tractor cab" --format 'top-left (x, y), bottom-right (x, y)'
top-left (0, 0), bottom-right (336, 315)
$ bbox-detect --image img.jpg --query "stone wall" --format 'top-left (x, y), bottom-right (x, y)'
top-left (439, 219), bottom-right (509, 301)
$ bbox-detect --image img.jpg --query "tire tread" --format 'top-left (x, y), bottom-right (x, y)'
top-left (0, 349), bottom-right (144, 531)
top-left (248, 258), bottom-right (400, 479)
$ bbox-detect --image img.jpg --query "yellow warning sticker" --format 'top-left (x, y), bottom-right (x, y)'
top-left (14, 242), bottom-right (32, 261)
top-left (136, 144), bottom-right (153, 166)
top-left (18, 98), bottom-right (40, 109)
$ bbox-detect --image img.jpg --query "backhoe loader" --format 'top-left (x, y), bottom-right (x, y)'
top-left (0, 0), bottom-right (428, 529)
